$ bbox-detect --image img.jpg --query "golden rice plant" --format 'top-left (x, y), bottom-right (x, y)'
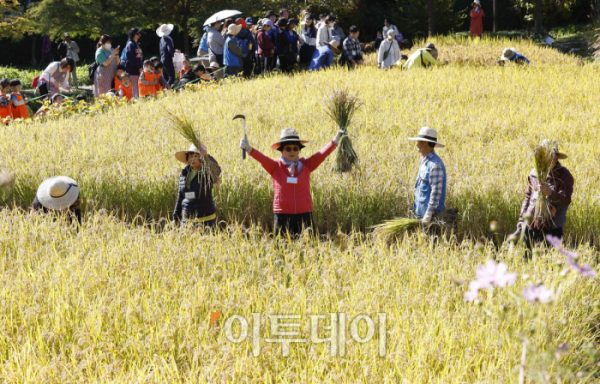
top-left (370, 217), bottom-right (422, 241)
top-left (530, 140), bottom-right (554, 225)
top-left (164, 107), bottom-right (221, 186)
top-left (324, 88), bottom-right (362, 173)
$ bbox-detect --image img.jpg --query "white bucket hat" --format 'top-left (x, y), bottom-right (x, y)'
top-left (473, 0), bottom-right (481, 6)
top-left (386, 29), bottom-right (396, 38)
top-left (227, 24), bottom-right (242, 36)
top-left (36, 176), bottom-right (80, 210)
top-left (324, 39), bottom-right (340, 54)
top-left (175, 144), bottom-right (202, 164)
top-left (408, 127), bottom-right (445, 148)
top-left (501, 47), bottom-right (516, 60)
top-left (156, 24), bottom-right (174, 37)
top-left (271, 128), bottom-right (310, 150)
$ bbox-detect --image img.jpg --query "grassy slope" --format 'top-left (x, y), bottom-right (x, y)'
top-left (0, 37), bottom-right (598, 382)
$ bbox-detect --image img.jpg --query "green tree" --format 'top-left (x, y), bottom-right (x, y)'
top-left (27, 0), bottom-right (147, 39)
top-left (151, 0), bottom-right (207, 55)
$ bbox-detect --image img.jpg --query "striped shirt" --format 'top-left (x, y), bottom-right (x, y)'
top-left (421, 151), bottom-right (444, 216)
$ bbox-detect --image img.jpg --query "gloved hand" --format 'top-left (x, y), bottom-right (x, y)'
top-left (421, 212), bottom-right (433, 227)
top-left (239, 137), bottom-right (253, 153)
top-left (333, 130), bottom-right (348, 145)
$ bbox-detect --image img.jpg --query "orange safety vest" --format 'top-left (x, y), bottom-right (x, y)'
top-left (114, 75), bottom-right (122, 91)
top-left (10, 93), bottom-right (28, 120)
top-left (155, 73), bottom-right (164, 92)
top-left (119, 83), bottom-right (132, 100)
top-left (0, 92), bottom-right (12, 123)
top-left (138, 70), bottom-right (157, 97)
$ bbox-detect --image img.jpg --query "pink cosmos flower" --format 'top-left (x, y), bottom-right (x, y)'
top-left (546, 235), bottom-right (597, 278)
top-left (523, 284), bottom-right (553, 303)
top-left (465, 260), bottom-right (517, 302)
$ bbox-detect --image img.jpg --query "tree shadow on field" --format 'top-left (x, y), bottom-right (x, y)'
top-left (2, 178), bottom-right (599, 247)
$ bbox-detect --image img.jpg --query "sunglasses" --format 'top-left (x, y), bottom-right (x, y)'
top-left (284, 146), bottom-right (300, 152)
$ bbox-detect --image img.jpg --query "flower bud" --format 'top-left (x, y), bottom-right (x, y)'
top-left (490, 221), bottom-right (498, 232)
top-left (508, 234), bottom-right (518, 244)
top-left (475, 242), bottom-right (484, 252)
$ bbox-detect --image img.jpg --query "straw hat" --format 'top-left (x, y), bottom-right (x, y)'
top-left (36, 176), bottom-right (80, 210)
top-left (541, 139), bottom-right (568, 159)
top-left (175, 144), bottom-right (202, 164)
top-left (227, 23), bottom-right (242, 35)
top-left (501, 47), bottom-right (516, 60)
top-left (408, 127), bottom-right (445, 148)
top-left (270, 128), bottom-right (309, 150)
top-left (156, 24), bottom-right (174, 37)
top-left (325, 40), bottom-right (340, 54)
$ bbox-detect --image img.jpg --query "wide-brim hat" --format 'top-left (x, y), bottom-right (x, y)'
top-left (156, 24), bottom-right (174, 37)
top-left (270, 128), bottom-right (309, 150)
top-left (175, 144), bottom-right (202, 164)
top-left (473, 0), bottom-right (481, 5)
top-left (408, 127), bottom-right (445, 148)
top-left (541, 139), bottom-right (568, 159)
top-left (36, 176), bottom-right (79, 210)
top-left (228, 23), bottom-right (242, 35)
top-left (325, 40), bottom-right (341, 54)
top-left (501, 47), bottom-right (516, 60)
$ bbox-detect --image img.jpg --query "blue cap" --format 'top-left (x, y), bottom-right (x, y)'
top-left (245, 17), bottom-right (254, 25)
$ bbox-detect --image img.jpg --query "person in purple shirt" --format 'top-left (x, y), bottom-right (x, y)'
top-left (308, 40), bottom-right (340, 72)
top-left (37, 35), bottom-right (54, 70)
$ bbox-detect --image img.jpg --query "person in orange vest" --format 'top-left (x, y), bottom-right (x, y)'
top-left (111, 64), bottom-right (126, 90)
top-left (0, 79), bottom-right (12, 124)
top-left (9, 79), bottom-right (29, 120)
top-left (154, 62), bottom-right (170, 92)
top-left (138, 60), bottom-right (158, 97)
top-left (118, 72), bottom-right (133, 101)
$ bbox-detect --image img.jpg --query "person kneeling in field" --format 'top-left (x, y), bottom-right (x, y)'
top-left (498, 47), bottom-right (530, 65)
top-left (515, 141), bottom-right (573, 260)
top-left (402, 43), bottom-right (448, 71)
top-left (172, 144), bottom-right (221, 228)
top-left (239, 128), bottom-right (346, 236)
top-left (308, 40), bottom-right (340, 72)
top-left (408, 127), bottom-right (447, 227)
top-left (30, 176), bottom-right (82, 225)
top-left (33, 93), bottom-right (63, 118)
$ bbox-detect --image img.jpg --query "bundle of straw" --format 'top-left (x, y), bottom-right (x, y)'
top-left (531, 140), bottom-right (554, 224)
top-left (370, 218), bottom-right (422, 240)
top-left (324, 89), bottom-right (363, 173)
top-left (165, 108), bottom-right (221, 186)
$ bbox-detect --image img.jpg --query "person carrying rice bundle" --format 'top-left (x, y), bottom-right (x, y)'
top-left (515, 140), bottom-right (573, 260)
top-left (239, 128), bottom-right (346, 236)
top-left (172, 144), bottom-right (221, 229)
top-left (408, 127), bottom-right (447, 227)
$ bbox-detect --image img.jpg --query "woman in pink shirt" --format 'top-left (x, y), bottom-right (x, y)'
top-left (240, 128), bottom-right (345, 235)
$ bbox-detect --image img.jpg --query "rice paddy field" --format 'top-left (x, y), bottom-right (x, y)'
top-left (0, 36), bottom-right (599, 382)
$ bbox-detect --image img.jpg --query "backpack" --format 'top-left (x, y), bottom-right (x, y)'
top-left (88, 62), bottom-right (99, 81)
top-left (239, 37), bottom-right (250, 58)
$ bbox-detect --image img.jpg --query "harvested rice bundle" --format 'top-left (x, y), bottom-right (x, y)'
top-left (165, 108), bottom-right (221, 186)
top-left (530, 140), bottom-right (555, 224)
top-left (324, 88), bottom-right (362, 173)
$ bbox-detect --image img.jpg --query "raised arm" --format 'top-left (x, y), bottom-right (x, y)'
top-left (304, 140), bottom-right (337, 171)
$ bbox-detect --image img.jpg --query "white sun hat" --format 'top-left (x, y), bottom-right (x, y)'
top-left (156, 24), bottom-right (174, 37)
top-left (227, 23), bottom-right (242, 36)
top-left (500, 47), bottom-right (516, 60)
top-left (408, 127), bottom-right (445, 148)
top-left (175, 144), bottom-right (203, 164)
top-left (36, 176), bottom-right (80, 210)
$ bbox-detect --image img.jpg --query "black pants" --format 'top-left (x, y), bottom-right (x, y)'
top-left (523, 227), bottom-right (564, 260)
top-left (274, 212), bottom-right (314, 237)
top-left (38, 83), bottom-right (50, 97)
top-left (242, 59), bottom-right (254, 78)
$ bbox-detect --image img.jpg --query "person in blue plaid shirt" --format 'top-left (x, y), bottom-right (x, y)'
top-left (342, 25), bottom-right (365, 68)
top-left (408, 127), bottom-right (447, 226)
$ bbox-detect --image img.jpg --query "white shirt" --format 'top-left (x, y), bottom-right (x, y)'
top-left (316, 24), bottom-right (331, 47)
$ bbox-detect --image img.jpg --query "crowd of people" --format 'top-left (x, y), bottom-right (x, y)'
top-left (1, 1), bottom-right (533, 123)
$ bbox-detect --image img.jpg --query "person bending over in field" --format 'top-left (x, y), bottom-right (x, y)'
top-left (515, 141), bottom-right (573, 260)
top-left (408, 127), bottom-right (447, 229)
top-left (33, 93), bottom-right (63, 118)
top-left (497, 47), bottom-right (530, 65)
top-left (239, 128), bottom-right (346, 236)
top-left (172, 144), bottom-right (221, 229)
top-left (30, 176), bottom-right (82, 226)
top-left (402, 43), bottom-right (448, 71)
